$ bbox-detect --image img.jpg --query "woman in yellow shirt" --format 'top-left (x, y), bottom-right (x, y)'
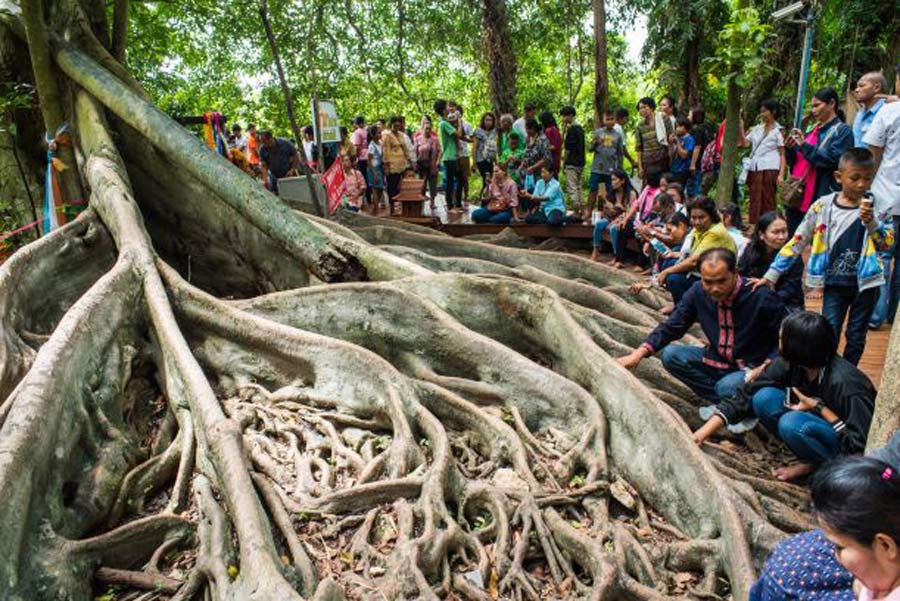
top-left (658, 196), bottom-right (737, 305)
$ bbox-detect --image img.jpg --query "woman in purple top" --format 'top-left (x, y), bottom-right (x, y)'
top-left (414, 116), bottom-right (441, 209)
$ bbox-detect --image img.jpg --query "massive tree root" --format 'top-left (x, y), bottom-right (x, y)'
top-left (0, 7), bottom-right (810, 600)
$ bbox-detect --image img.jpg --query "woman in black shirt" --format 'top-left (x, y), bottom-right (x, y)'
top-left (739, 211), bottom-right (805, 311)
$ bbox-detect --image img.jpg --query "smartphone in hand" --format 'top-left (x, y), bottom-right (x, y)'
top-left (783, 388), bottom-right (795, 408)
top-left (649, 237), bottom-right (670, 254)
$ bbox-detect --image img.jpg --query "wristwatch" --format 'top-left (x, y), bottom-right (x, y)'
top-left (809, 399), bottom-right (824, 415)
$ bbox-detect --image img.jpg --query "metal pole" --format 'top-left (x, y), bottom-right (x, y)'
top-left (312, 94), bottom-right (323, 174)
top-left (794, 8), bottom-right (815, 129)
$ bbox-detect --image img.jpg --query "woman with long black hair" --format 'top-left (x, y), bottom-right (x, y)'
top-left (738, 211), bottom-right (804, 311)
top-left (693, 310), bottom-right (877, 481)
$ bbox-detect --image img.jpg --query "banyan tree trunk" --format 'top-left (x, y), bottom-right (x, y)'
top-left (482, 0), bottom-right (517, 116)
top-left (0, 3), bottom-right (813, 600)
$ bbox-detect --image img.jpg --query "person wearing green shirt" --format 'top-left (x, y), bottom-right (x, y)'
top-left (498, 113), bottom-right (515, 156)
top-left (435, 99), bottom-right (463, 210)
top-left (499, 131), bottom-right (525, 186)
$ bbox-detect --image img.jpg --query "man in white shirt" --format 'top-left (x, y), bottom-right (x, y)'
top-left (863, 68), bottom-right (900, 326)
top-left (230, 123), bottom-right (248, 154)
top-left (513, 101), bottom-right (537, 143)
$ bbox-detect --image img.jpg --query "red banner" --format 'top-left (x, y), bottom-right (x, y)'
top-left (322, 159), bottom-right (346, 214)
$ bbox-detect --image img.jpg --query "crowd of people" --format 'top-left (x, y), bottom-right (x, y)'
top-left (207, 65), bottom-right (900, 600)
top-left (609, 70), bottom-right (899, 600)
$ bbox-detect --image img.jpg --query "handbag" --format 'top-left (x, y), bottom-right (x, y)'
top-left (487, 198), bottom-right (507, 212)
top-left (738, 157), bottom-right (752, 186)
top-left (779, 165), bottom-right (809, 208)
top-left (700, 140), bottom-right (720, 174)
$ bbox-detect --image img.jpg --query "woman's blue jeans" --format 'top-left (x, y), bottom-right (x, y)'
top-left (592, 218), bottom-right (610, 249)
top-left (472, 207), bottom-right (513, 224)
top-left (751, 387), bottom-right (840, 464)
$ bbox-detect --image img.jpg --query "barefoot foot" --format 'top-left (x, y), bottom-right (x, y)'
top-left (773, 463), bottom-right (813, 481)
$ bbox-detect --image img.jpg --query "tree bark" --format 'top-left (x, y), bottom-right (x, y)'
top-left (110, 0), bottom-right (129, 62)
top-left (866, 314), bottom-right (900, 450)
top-left (19, 0), bottom-right (84, 209)
top-left (592, 0), bottom-right (608, 122)
top-left (53, 45), bottom-right (373, 282)
top-left (716, 78), bottom-right (741, 205)
top-left (258, 0), bottom-right (325, 217)
top-left (482, 0), bottom-right (517, 115)
top-left (683, 35), bottom-right (700, 110)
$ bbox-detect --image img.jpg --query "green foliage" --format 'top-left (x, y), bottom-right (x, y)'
top-left (472, 512), bottom-right (491, 530)
top-left (704, 2), bottom-right (773, 89)
top-left (809, 0), bottom-right (899, 94)
top-left (0, 83), bottom-right (35, 136)
top-left (123, 0), bottom-right (641, 133)
top-left (616, 0), bottom-right (732, 113)
top-left (568, 474), bottom-right (586, 487)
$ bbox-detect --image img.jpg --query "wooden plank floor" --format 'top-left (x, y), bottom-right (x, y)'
top-left (804, 294), bottom-right (891, 387)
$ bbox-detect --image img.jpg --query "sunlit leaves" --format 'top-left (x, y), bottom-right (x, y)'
top-left (703, 2), bottom-right (773, 89)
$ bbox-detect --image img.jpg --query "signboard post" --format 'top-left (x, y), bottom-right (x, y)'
top-left (312, 98), bottom-right (340, 172)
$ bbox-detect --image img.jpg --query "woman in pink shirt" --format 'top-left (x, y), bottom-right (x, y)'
top-left (414, 116), bottom-right (441, 210)
top-left (341, 155), bottom-right (366, 211)
top-left (351, 116), bottom-right (371, 206)
top-left (472, 165), bottom-right (519, 224)
top-left (607, 170), bottom-right (661, 268)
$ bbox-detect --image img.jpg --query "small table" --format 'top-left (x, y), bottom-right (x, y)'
top-left (393, 177), bottom-right (427, 218)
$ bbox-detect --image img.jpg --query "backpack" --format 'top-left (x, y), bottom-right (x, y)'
top-left (700, 140), bottom-right (720, 174)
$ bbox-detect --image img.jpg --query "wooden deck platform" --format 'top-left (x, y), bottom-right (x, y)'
top-left (387, 211), bottom-right (595, 239)
top-left (805, 294), bottom-right (891, 388)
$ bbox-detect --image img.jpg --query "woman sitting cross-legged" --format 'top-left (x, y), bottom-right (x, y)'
top-left (590, 168), bottom-right (635, 261)
top-left (693, 310), bottom-right (876, 482)
top-left (472, 164), bottom-right (520, 224)
top-left (519, 166), bottom-right (567, 225)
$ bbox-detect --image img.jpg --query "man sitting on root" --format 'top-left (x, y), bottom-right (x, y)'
top-left (617, 247), bottom-right (786, 403)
